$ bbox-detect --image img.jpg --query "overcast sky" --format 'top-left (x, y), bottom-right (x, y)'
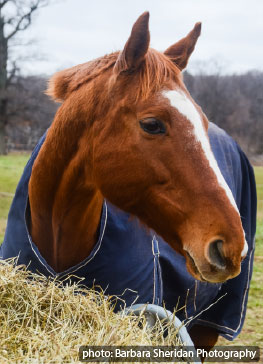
top-left (16, 0), bottom-right (263, 76)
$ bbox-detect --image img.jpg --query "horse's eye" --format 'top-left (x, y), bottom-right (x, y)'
top-left (139, 118), bottom-right (166, 135)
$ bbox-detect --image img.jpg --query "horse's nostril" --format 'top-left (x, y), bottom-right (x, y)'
top-left (208, 239), bottom-right (226, 269)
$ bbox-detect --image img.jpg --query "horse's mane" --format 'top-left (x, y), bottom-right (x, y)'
top-left (47, 49), bottom-right (180, 102)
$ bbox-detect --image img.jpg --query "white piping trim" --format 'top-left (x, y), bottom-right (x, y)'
top-left (235, 240), bottom-right (254, 332)
top-left (152, 235), bottom-right (162, 305)
top-left (195, 241), bottom-right (254, 335)
top-left (152, 236), bottom-right (156, 305)
top-left (25, 204), bottom-right (55, 276)
top-left (59, 201), bottom-right (108, 279)
top-left (26, 232), bottom-right (55, 276)
top-left (25, 200), bottom-right (108, 279)
top-left (156, 241), bottom-right (163, 303)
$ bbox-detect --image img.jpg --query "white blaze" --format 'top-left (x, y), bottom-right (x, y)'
top-left (241, 231), bottom-right (248, 257)
top-left (163, 89), bottom-right (238, 210)
top-left (163, 89), bottom-right (248, 256)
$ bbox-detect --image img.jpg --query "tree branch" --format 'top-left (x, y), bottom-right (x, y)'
top-left (7, 61), bottom-right (19, 86)
top-left (0, 0), bottom-right (10, 10)
top-left (6, 0), bottom-right (48, 40)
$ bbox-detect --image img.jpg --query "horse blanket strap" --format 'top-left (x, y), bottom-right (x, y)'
top-left (0, 122), bottom-right (257, 340)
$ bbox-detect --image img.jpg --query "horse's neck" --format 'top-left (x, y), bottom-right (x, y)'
top-left (28, 113), bottom-right (103, 273)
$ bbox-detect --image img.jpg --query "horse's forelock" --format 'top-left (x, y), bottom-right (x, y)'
top-left (137, 49), bottom-right (180, 99)
top-left (46, 49), bottom-right (180, 102)
top-left (46, 54), bottom-right (117, 102)
top-left (110, 49), bottom-right (181, 101)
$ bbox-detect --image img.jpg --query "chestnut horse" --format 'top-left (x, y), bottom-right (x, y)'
top-left (5, 12), bottom-right (251, 356)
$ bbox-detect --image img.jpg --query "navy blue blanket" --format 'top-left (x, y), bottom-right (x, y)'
top-left (0, 122), bottom-right (257, 340)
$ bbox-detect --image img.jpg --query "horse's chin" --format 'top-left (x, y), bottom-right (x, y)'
top-left (185, 251), bottom-right (230, 284)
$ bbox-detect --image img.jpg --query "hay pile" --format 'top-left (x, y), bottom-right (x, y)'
top-left (0, 259), bottom-right (185, 364)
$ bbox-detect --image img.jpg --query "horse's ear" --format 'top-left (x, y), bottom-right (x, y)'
top-left (114, 12), bottom-right (150, 74)
top-left (164, 22), bottom-right (201, 71)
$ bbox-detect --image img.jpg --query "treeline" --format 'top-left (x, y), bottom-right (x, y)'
top-left (6, 76), bottom-right (58, 151)
top-left (184, 71), bottom-right (263, 156)
top-left (6, 71), bottom-right (263, 157)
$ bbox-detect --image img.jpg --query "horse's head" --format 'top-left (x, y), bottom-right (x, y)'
top-left (47, 12), bottom-right (247, 283)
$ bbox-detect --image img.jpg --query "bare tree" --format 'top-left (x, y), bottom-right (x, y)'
top-left (6, 75), bottom-right (58, 150)
top-left (0, 0), bottom-right (48, 154)
top-left (184, 68), bottom-right (263, 157)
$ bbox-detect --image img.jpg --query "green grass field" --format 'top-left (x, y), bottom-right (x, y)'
top-left (0, 154), bottom-right (30, 242)
top-left (0, 155), bottom-right (262, 349)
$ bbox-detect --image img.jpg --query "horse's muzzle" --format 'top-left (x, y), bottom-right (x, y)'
top-left (184, 244), bottom-right (242, 283)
